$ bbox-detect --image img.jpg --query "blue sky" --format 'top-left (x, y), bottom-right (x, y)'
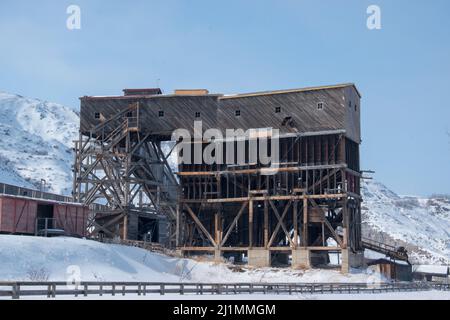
top-left (0, 0), bottom-right (449, 196)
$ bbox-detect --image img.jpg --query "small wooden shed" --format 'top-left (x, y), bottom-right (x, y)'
top-left (0, 194), bottom-right (88, 237)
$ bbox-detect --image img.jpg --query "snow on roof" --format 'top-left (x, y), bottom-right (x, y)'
top-left (412, 265), bottom-right (449, 275)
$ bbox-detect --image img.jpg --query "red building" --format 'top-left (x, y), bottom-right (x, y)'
top-left (0, 184), bottom-right (88, 237)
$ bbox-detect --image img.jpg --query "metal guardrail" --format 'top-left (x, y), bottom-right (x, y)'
top-left (0, 281), bottom-right (448, 299)
top-left (0, 182), bottom-right (74, 203)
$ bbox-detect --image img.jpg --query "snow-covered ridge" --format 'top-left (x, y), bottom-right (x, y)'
top-left (361, 180), bottom-right (450, 264)
top-left (0, 91), bottom-right (78, 195)
top-left (0, 91), bottom-right (448, 265)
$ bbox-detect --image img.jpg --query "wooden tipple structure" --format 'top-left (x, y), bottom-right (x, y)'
top-left (74, 84), bottom-right (364, 271)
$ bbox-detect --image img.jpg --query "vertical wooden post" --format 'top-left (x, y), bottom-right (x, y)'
top-left (293, 200), bottom-right (298, 247)
top-left (303, 197), bottom-right (308, 247)
top-left (264, 198), bottom-right (269, 248)
top-left (322, 222), bottom-right (325, 246)
top-left (214, 211), bottom-right (220, 247)
top-left (342, 197), bottom-right (348, 249)
top-left (176, 204), bottom-right (180, 247)
top-left (249, 199), bottom-right (253, 248)
top-left (123, 214), bottom-right (128, 240)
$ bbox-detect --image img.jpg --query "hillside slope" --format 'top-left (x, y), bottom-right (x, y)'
top-left (361, 180), bottom-right (450, 264)
top-left (0, 92), bottom-right (78, 194)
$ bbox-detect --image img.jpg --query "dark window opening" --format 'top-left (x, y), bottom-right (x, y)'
top-left (138, 217), bottom-right (159, 242)
top-left (158, 111), bottom-right (164, 117)
top-left (126, 112), bottom-right (133, 118)
top-left (94, 112), bottom-right (100, 119)
top-left (348, 101), bottom-right (352, 108)
top-left (275, 107), bottom-right (281, 113)
top-left (355, 104), bottom-right (357, 112)
top-left (195, 112), bottom-right (201, 118)
top-left (317, 102), bottom-right (324, 110)
top-left (235, 110), bottom-right (241, 117)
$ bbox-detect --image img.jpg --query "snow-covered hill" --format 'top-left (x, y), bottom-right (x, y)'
top-left (0, 92), bottom-right (78, 195)
top-left (361, 180), bottom-right (450, 264)
top-left (0, 91), bottom-right (448, 265)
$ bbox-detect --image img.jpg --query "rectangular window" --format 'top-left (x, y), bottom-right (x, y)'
top-left (195, 112), bottom-right (201, 118)
top-left (126, 112), bottom-right (133, 118)
top-left (355, 104), bottom-right (358, 112)
top-left (317, 102), bottom-right (324, 110)
top-left (158, 111), bottom-right (164, 117)
top-left (235, 110), bottom-right (241, 117)
top-left (94, 112), bottom-right (100, 119)
top-left (275, 107), bottom-right (281, 113)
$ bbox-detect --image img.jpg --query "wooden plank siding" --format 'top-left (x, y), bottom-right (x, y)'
top-left (79, 84), bottom-right (361, 143)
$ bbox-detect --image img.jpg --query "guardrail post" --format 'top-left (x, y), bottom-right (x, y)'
top-left (52, 284), bottom-right (56, 298)
top-left (122, 285), bottom-right (125, 296)
top-left (12, 284), bottom-right (20, 300)
top-left (112, 284), bottom-right (115, 296)
top-left (160, 284), bottom-right (165, 295)
top-left (200, 284), bottom-right (203, 295)
top-left (100, 284), bottom-right (103, 297)
top-left (138, 284), bottom-right (141, 296)
top-left (47, 285), bottom-right (51, 298)
top-left (143, 285), bottom-right (147, 296)
top-left (84, 284), bottom-right (88, 297)
top-left (180, 284), bottom-right (184, 295)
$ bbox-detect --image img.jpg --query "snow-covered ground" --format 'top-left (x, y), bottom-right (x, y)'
top-left (0, 90), bottom-right (449, 265)
top-left (0, 235), bottom-right (382, 283)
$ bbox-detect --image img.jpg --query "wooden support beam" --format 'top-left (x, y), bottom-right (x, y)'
top-left (302, 197), bottom-right (308, 247)
top-left (293, 200), bottom-right (298, 248)
top-left (175, 204), bottom-right (181, 247)
top-left (249, 199), bottom-right (253, 248)
top-left (202, 193), bottom-right (346, 203)
top-left (214, 211), bottom-right (221, 245)
top-left (184, 204), bottom-right (217, 248)
top-left (264, 199), bottom-right (269, 248)
top-left (268, 200), bottom-right (294, 247)
top-left (177, 164), bottom-right (347, 176)
top-left (220, 201), bottom-right (248, 247)
top-left (310, 199), bottom-right (344, 248)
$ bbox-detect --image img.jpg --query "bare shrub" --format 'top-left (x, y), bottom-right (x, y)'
top-left (26, 267), bottom-right (50, 281)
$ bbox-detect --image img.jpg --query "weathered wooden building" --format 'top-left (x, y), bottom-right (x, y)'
top-left (74, 83), bottom-right (364, 272)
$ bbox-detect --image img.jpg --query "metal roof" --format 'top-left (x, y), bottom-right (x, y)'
top-left (219, 83), bottom-right (361, 100)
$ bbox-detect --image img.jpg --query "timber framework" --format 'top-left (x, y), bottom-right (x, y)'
top-left (73, 83), bottom-right (364, 272)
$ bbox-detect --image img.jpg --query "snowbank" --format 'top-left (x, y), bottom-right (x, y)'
top-left (0, 235), bottom-right (382, 283)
